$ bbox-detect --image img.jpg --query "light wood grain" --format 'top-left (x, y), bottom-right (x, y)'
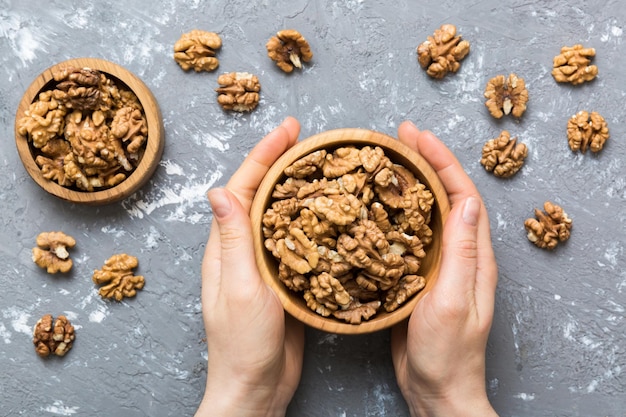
top-left (250, 128), bottom-right (450, 334)
top-left (14, 57), bottom-right (164, 205)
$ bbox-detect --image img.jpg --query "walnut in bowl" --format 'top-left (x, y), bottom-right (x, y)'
top-left (14, 58), bottom-right (164, 205)
top-left (250, 128), bottom-right (450, 334)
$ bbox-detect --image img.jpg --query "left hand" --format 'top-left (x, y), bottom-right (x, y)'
top-left (196, 117), bottom-right (305, 417)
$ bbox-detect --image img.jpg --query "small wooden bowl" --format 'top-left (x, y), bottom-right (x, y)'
top-left (14, 57), bottom-right (164, 205)
top-left (250, 128), bottom-right (450, 334)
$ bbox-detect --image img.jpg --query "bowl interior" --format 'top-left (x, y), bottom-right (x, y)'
top-left (14, 57), bottom-right (164, 205)
top-left (251, 128), bottom-right (450, 334)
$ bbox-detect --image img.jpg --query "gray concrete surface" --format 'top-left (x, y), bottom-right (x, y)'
top-left (1, 0), bottom-right (625, 416)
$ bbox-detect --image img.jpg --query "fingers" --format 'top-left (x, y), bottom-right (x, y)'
top-left (205, 188), bottom-right (259, 295)
top-left (397, 121), bottom-right (478, 206)
top-left (226, 116), bottom-right (300, 213)
top-left (434, 196), bottom-right (481, 300)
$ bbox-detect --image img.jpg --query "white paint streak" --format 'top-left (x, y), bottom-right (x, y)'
top-left (124, 172), bottom-right (220, 222)
top-left (88, 304), bottom-right (108, 323)
top-left (162, 160), bottom-right (185, 176)
top-left (0, 322), bottom-right (10, 344)
top-left (0, 13), bottom-right (44, 64)
top-left (514, 392), bottom-right (536, 401)
top-left (41, 400), bottom-right (79, 416)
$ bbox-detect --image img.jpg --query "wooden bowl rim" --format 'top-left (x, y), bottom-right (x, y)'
top-left (14, 57), bottom-right (164, 205)
top-left (251, 128), bottom-right (450, 334)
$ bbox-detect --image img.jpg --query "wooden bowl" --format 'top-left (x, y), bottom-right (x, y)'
top-left (250, 128), bottom-right (450, 334)
top-left (14, 57), bottom-right (164, 205)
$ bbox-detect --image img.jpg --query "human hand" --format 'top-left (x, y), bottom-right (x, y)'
top-left (196, 117), bottom-right (305, 417)
top-left (391, 122), bottom-right (499, 417)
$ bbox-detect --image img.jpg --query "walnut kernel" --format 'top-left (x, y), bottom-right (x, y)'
top-left (266, 29), bottom-right (313, 73)
top-left (525, 201), bottom-right (572, 250)
top-left (552, 44), bottom-right (598, 85)
top-left (417, 24), bottom-right (470, 79)
top-left (480, 131), bottom-right (528, 178)
top-left (262, 145), bottom-right (435, 324)
top-left (174, 30), bottom-right (222, 72)
top-left (215, 72), bottom-right (261, 112)
top-left (32, 314), bottom-right (75, 357)
top-left (567, 110), bottom-right (609, 154)
top-left (32, 231), bottom-right (76, 274)
top-left (484, 73), bottom-right (528, 119)
top-left (92, 254), bottom-right (145, 301)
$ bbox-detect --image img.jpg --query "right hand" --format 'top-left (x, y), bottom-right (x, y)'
top-left (391, 121), bottom-right (499, 417)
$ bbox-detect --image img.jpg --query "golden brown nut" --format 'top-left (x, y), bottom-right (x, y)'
top-left (416, 24), bottom-right (470, 79)
top-left (32, 231), bottom-right (76, 274)
top-left (266, 29), bottom-right (313, 73)
top-left (92, 254), bottom-right (145, 301)
top-left (215, 72), bottom-right (261, 112)
top-left (174, 30), bottom-right (222, 72)
top-left (552, 44), bottom-right (598, 85)
top-left (32, 314), bottom-right (75, 357)
top-left (484, 73), bottom-right (528, 118)
top-left (525, 201), bottom-right (572, 250)
top-left (567, 110), bottom-right (609, 153)
top-left (52, 67), bottom-right (103, 112)
top-left (480, 131), bottom-right (528, 178)
top-left (16, 91), bottom-right (67, 149)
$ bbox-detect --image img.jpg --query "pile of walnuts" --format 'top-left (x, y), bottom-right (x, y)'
top-left (262, 146), bottom-right (434, 324)
top-left (17, 67), bottom-right (148, 192)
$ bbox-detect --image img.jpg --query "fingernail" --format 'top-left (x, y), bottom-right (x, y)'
top-left (207, 188), bottom-right (232, 219)
top-left (462, 196), bottom-right (480, 226)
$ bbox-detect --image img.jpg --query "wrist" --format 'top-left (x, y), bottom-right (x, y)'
top-left (407, 392), bottom-right (498, 417)
top-left (196, 377), bottom-right (290, 417)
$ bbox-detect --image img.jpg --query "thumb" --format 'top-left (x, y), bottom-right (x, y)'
top-left (434, 196), bottom-right (481, 298)
top-left (207, 187), bottom-right (259, 290)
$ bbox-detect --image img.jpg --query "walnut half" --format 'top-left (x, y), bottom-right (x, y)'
top-left (92, 254), bottom-right (145, 301)
top-left (174, 29), bottom-right (222, 72)
top-left (32, 231), bottom-right (76, 274)
top-left (567, 110), bottom-right (609, 154)
top-left (215, 72), bottom-right (261, 112)
top-left (552, 44), bottom-right (598, 85)
top-left (266, 29), bottom-right (313, 73)
top-left (525, 201), bottom-right (572, 250)
top-left (32, 314), bottom-right (75, 357)
top-left (484, 73), bottom-right (528, 119)
top-left (417, 24), bottom-right (470, 79)
top-left (480, 130), bottom-right (528, 178)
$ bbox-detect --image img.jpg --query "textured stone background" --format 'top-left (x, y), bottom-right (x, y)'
top-left (1, 0), bottom-right (625, 416)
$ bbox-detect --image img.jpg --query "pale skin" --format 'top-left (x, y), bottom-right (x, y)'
top-left (196, 117), bottom-right (499, 417)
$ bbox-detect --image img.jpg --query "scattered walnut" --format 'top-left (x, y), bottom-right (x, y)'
top-left (174, 30), bottom-right (222, 72)
top-left (32, 231), bottom-right (76, 274)
top-left (215, 72), bottom-right (261, 112)
top-left (263, 145), bottom-right (435, 323)
top-left (32, 314), bottom-right (75, 357)
top-left (552, 44), bottom-right (598, 85)
top-left (266, 29), bottom-right (313, 73)
top-left (16, 66), bottom-right (148, 191)
top-left (92, 254), bottom-right (145, 301)
top-left (416, 24), bottom-right (470, 79)
top-left (567, 110), bottom-right (609, 154)
top-left (484, 73), bottom-right (528, 119)
top-left (480, 131), bottom-right (528, 178)
top-left (525, 201), bottom-right (572, 250)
